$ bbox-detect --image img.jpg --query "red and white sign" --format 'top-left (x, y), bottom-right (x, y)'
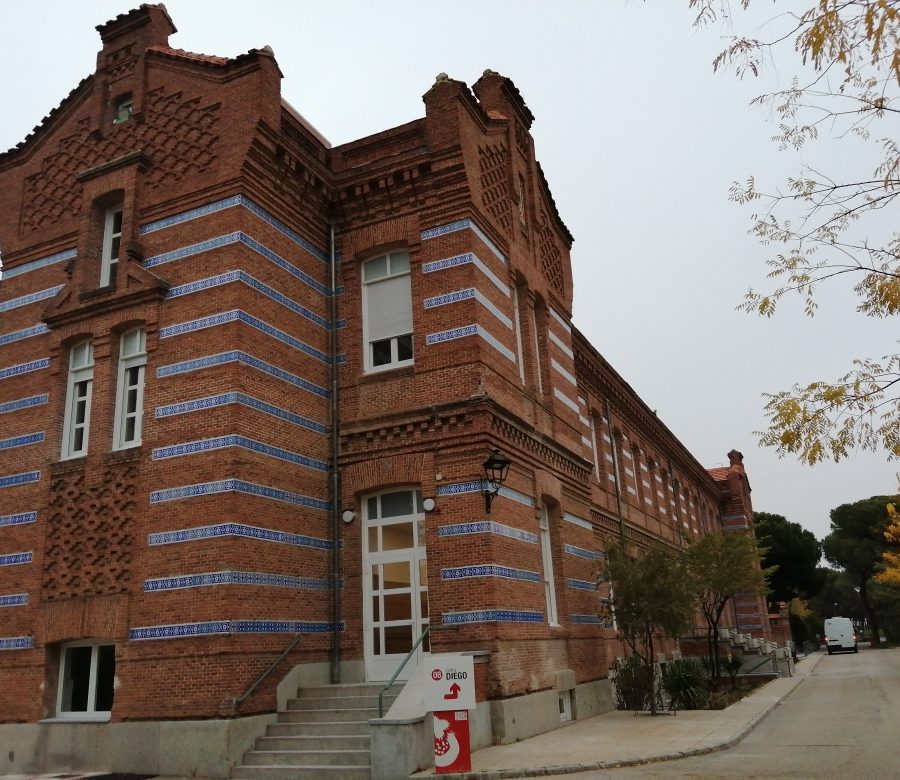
top-left (433, 710), bottom-right (471, 774)
top-left (424, 654), bottom-right (476, 711)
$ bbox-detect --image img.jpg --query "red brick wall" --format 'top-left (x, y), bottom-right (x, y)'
top-left (0, 7), bottom-right (768, 725)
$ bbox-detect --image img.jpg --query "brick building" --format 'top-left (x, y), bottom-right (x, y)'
top-left (0, 6), bottom-right (771, 777)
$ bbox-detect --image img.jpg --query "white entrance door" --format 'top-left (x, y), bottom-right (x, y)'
top-left (363, 489), bottom-right (429, 681)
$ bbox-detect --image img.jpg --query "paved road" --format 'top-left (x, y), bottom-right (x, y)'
top-left (547, 645), bottom-right (900, 779)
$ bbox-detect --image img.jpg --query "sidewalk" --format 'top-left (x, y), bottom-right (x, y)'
top-left (411, 651), bottom-right (825, 780)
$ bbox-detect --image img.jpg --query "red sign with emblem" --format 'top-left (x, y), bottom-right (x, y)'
top-left (433, 709), bottom-right (471, 773)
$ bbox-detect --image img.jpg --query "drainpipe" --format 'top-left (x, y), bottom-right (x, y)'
top-left (603, 397), bottom-right (626, 545)
top-left (329, 220), bottom-right (341, 684)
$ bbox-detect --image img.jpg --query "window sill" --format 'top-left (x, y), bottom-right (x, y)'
top-left (106, 446), bottom-right (143, 464)
top-left (40, 713), bottom-right (111, 724)
top-left (79, 284), bottom-right (116, 302)
top-left (358, 364), bottom-right (415, 384)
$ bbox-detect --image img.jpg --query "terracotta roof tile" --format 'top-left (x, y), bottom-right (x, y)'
top-left (707, 467), bottom-right (730, 481)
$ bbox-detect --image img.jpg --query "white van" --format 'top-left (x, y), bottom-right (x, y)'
top-left (824, 617), bottom-right (858, 654)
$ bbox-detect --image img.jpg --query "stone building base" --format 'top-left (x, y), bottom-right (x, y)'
top-left (0, 714), bottom-right (272, 777)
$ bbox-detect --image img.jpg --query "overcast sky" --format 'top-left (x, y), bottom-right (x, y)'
top-left (1, 1), bottom-right (897, 541)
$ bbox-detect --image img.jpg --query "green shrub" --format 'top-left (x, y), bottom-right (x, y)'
top-left (660, 659), bottom-right (709, 711)
top-left (722, 654), bottom-right (743, 688)
top-left (613, 655), bottom-right (653, 711)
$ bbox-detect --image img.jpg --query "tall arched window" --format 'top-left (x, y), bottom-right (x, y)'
top-left (61, 341), bottom-right (94, 459)
top-left (113, 328), bottom-right (146, 449)
top-left (99, 202), bottom-right (123, 287)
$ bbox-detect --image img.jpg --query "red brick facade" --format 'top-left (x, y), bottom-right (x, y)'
top-left (0, 3), bottom-right (768, 740)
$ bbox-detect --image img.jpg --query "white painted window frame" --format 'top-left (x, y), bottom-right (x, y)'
top-left (55, 640), bottom-right (115, 722)
top-left (539, 506), bottom-right (559, 625)
top-left (531, 304), bottom-right (543, 393)
top-left (512, 285), bottom-right (526, 384)
top-left (362, 251), bottom-right (414, 373)
top-left (61, 341), bottom-right (94, 459)
top-left (99, 204), bottom-right (123, 287)
top-left (112, 328), bottom-right (146, 449)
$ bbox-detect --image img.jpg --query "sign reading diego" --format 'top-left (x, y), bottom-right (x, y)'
top-left (423, 654), bottom-right (476, 712)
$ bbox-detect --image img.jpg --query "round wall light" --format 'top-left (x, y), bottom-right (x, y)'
top-left (341, 510), bottom-right (355, 524)
top-left (423, 498), bottom-right (436, 512)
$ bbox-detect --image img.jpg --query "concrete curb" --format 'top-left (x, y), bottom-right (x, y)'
top-left (416, 652), bottom-right (827, 780)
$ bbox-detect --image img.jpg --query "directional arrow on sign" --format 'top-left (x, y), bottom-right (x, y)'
top-left (444, 683), bottom-right (461, 700)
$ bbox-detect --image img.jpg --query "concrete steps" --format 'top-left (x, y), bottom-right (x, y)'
top-left (231, 682), bottom-right (400, 780)
top-left (231, 766), bottom-right (371, 780)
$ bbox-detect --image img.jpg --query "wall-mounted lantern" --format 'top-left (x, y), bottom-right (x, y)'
top-left (482, 449), bottom-right (512, 514)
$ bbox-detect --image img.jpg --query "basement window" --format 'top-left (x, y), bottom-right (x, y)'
top-left (558, 690), bottom-right (572, 722)
top-left (56, 642), bottom-right (116, 721)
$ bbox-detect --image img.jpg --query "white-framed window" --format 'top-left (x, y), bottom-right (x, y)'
top-left (100, 204), bottom-right (123, 287)
top-left (539, 506), bottom-right (558, 625)
top-left (56, 641), bottom-right (115, 721)
top-left (512, 285), bottom-right (526, 384)
top-left (531, 304), bottom-right (543, 393)
top-left (113, 328), bottom-right (146, 449)
top-left (590, 416), bottom-right (601, 479)
top-left (61, 341), bottom-right (94, 459)
top-left (362, 250), bottom-right (413, 371)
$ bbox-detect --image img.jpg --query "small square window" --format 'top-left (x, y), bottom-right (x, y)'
top-left (113, 96), bottom-right (133, 124)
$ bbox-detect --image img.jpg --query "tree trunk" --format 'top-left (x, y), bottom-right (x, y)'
top-left (647, 625), bottom-right (657, 715)
top-left (706, 620), bottom-right (716, 687)
top-left (710, 617), bottom-right (720, 689)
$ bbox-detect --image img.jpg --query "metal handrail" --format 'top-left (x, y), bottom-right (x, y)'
top-left (377, 625), bottom-right (431, 717)
top-left (232, 633), bottom-right (303, 710)
top-left (743, 654), bottom-right (778, 676)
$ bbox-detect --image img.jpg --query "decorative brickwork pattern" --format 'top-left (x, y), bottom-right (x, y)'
top-left (22, 118), bottom-right (101, 230)
top-left (538, 210), bottom-right (564, 295)
top-left (479, 143), bottom-right (511, 234)
top-left (21, 88), bottom-right (219, 230)
top-left (43, 464), bottom-right (138, 599)
top-left (514, 121), bottom-right (530, 158)
top-left (142, 87), bottom-right (219, 188)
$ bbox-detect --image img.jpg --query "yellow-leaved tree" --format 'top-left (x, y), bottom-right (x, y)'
top-left (687, 0), bottom-right (900, 464)
top-left (877, 503), bottom-right (900, 584)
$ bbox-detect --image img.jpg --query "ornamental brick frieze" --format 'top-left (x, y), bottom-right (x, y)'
top-left (21, 86), bottom-right (219, 231)
top-left (42, 461), bottom-right (138, 600)
top-left (340, 409), bottom-right (475, 453)
top-left (334, 163), bottom-right (433, 224)
top-left (490, 415), bottom-right (591, 484)
top-left (591, 509), bottom-right (621, 538)
top-left (479, 142), bottom-right (512, 234)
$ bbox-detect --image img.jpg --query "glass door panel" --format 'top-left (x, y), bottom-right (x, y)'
top-left (363, 489), bottom-right (429, 681)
